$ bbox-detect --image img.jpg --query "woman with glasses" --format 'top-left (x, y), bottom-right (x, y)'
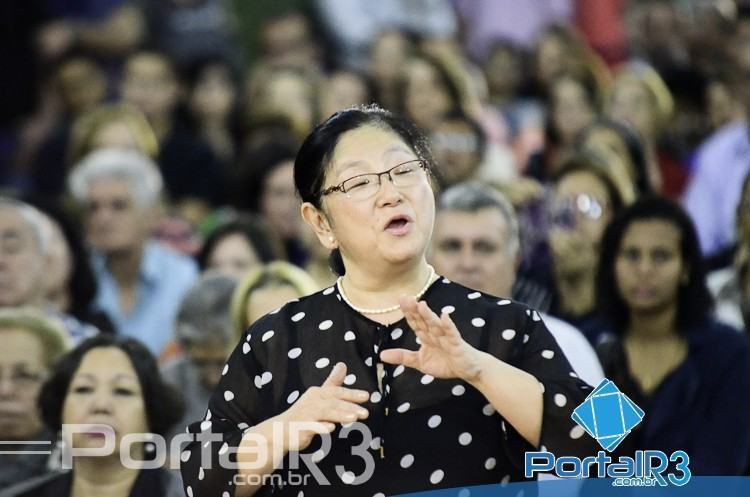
top-left (180, 105), bottom-right (595, 497)
top-left (547, 154), bottom-right (627, 344)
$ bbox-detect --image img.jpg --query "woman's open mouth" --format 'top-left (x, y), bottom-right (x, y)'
top-left (384, 215), bottom-right (412, 236)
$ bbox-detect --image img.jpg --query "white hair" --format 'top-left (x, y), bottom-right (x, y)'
top-left (0, 197), bottom-right (53, 255)
top-left (68, 148), bottom-right (164, 208)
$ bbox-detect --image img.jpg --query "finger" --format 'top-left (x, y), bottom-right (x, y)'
top-left (400, 296), bottom-right (427, 334)
top-left (322, 362), bottom-right (347, 387)
top-left (327, 386), bottom-right (370, 403)
top-left (438, 311), bottom-right (463, 344)
top-left (416, 301), bottom-right (446, 336)
top-left (380, 349), bottom-right (420, 369)
top-left (326, 399), bottom-right (369, 420)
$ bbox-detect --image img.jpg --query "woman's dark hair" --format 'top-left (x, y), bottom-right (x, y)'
top-left (197, 215), bottom-right (284, 270)
top-left (596, 196), bottom-right (713, 335)
top-left (553, 153), bottom-right (625, 214)
top-left (38, 335), bottom-right (185, 436)
top-left (395, 53), bottom-right (465, 121)
top-left (236, 136), bottom-right (299, 212)
top-left (294, 104), bottom-right (437, 275)
top-left (544, 71), bottom-right (601, 147)
top-left (576, 118), bottom-right (652, 196)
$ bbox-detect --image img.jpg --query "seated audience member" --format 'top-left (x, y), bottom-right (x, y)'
top-left (429, 182), bottom-right (604, 386)
top-left (547, 155), bottom-right (626, 344)
top-left (230, 261), bottom-right (319, 340)
top-left (708, 172), bottom-right (750, 331)
top-left (596, 196), bottom-right (750, 474)
top-left (0, 308), bottom-right (70, 489)
top-left (68, 148), bottom-right (198, 355)
top-left (0, 199), bottom-right (98, 343)
top-left (3, 334), bottom-right (185, 496)
top-left (196, 216), bottom-right (283, 280)
top-left (161, 273), bottom-right (237, 437)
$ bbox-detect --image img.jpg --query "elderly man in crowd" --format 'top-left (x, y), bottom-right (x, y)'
top-left (0, 199), bottom-right (97, 343)
top-left (0, 308), bottom-right (70, 489)
top-left (68, 148), bottom-right (198, 355)
top-left (429, 182), bottom-right (604, 386)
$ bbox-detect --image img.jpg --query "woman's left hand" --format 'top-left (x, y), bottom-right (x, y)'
top-left (379, 296), bottom-right (484, 383)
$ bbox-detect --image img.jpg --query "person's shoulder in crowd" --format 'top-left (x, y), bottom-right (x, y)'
top-left (539, 312), bottom-right (605, 387)
top-left (145, 240), bottom-right (199, 280)
top-left (693, 120), bottom-right (749, 171)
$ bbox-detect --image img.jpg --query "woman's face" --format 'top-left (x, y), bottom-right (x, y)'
top-left (207, 233), bottom-right (261, 279)
top-left (62, 347), bottom-right (149, 456)
top-left (246, 284), bottom-right (302, 325)
top-left (536, 34), bottom-right (567, 85)
top-left (0, 329), bottom-right (46, 441)
top-left (261, 161), bottom-right (302, 240)
top-left (44, 220), bottom-right (73, 308)
top-left (370, 31), bottom-right (409, 86)
top-left (318, 72), bottom-right (368, 122)
top-left (615, 220), bottom-right (685, 314)
top-left (403, 59), bottom-right (452, 130)
top-left (552, 78), bottom-right (596, 146)
top-left (609, 78), bottom-right (657, 142)
top-left (581, 127), bottom-right (636, 192)
top-left (554, 170), bottom-right (613, 244)
top-left (189, 64), bottom-right (236, 122)
top-left (316, 125), bottom-right (435, 271)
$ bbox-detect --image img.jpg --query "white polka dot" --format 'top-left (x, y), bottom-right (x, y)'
top-left (374, 493), bottom-right (385, 497)
top-left (223, 492), bottom-right (230, 497)
top-left (261, 371), bottom-right (273, 385)
top-left (261, 330), bottom-right (275, 342)
top-left (554, 393), bottom-right (568, 407)
top-left (452, 385), bottom-right (466, 396)
top-left (541, 350), bottom-right (555, 359)
top-left (497, 299), bottom-right (511, 305)
top-left (238, 422), bottom-right (249, 430)
top-left (371, 391), bottom-right (382, 403)
top-left (198, 467), bottom-right (204, 480)
top-left (501, 329), bottom-right (516, 340)
top-left (397, 402), bottom-right (411, 413)
top-left (421, 374), bottom-right (434, 385)
top-left (459, 432), bottom-right (473, 445)
top-left (288, 347), bottom-right (302, 359)
top-left (341, 471), bottom-right (355, 484)
top-left (242, 342), bottom-right (251, 354)
top-left (323, 286), bottom-right (335, 295)
top-left (400, 454), bottom-right (415, 468)
top-left (485, 457), bottom-right (497, 470)
top-left (385, 385), bottom-right (391, 393)
top-left (218, 442), bottom-right (228, 455)
top-left (205, 410), bottom-right (212, 420)
top-left (442, 277), bottom-right (451, 283)
top-left (393, 365), bottom-right (405, 377)
top-left (186, 486), bottom-right (193, 497)
top-left (221, 364), bottom-right (229, 376)
top-left (287, 390), bottom-right (300, 404)
top-left (471, 317), bottom-right (486, 327)
top-left (291, 312), bottom-right (305, 322)
top-left (180, 450), bottom-right (190, 462)
top-left (441, 305), bottom-right (455, 314)
top-left (315, 357), bottom-right (330, 369)
top-left (200, 421), bottom-right (211, 431)
top-left (428, 415), bottom-right (442, 428)
top-left (391, 328), bottom-right (403, 340)
top-left (570, 425), bottom-right (585, 439)
top-left (373, 344), bottom-right (380, 354)
top-left (344, 374), bottom-right (356, 385)
top-left (319, 320), bottom-right (333, 330)
top-left (482, 404), bottom-right (495, 416)
top-left (365, 357), bottom-right (373, 367)
top-left (224, 390), bottom-right (234, 401)
top-left (370, 437), bottom-right (381, 450)
top-left (296, 492), bottom-right (303, 497)
top-left (532, 311), bottom-right (541, 321)
top-left (430, 469), bottom-right (445, 484)
top-left (468, 292), bottom-right (482, 300)
top-left (523, 334), bottom-right (529, 343)
top-left (344, 331), bottom-right (356, 341)
top-left (569, 371), bottom-right (578, 378)
top-left (501, 474), bottom-right (511, 486)
top-left (254, 375), bottom-right (263, 389)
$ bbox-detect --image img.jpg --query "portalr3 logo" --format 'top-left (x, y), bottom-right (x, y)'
top-left (571, 378), bottom-right (644, 451)
top-left (525, 379), bottom-right (691, 487)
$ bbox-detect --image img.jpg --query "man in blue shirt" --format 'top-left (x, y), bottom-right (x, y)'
top-left (68, 148), bottom-right (198, 355)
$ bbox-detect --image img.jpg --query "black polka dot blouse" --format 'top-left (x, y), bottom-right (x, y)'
top-left (180, 278), bottom-right (596, 497)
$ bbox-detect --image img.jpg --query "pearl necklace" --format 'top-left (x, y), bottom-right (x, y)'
top-left (336, 265), bottom-right (436, 314)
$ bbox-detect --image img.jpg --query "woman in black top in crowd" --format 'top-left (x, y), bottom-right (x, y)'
top-left (3, 335), bottom-right (185, 497)
top-left (180, 105), bottom-right (596, 497)
top-left (595, 196), bottom-right (750, 474)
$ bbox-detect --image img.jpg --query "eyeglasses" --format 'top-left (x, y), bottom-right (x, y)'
top-left (321, 159), bottom-right (428, 201)
top-left (549, 194), bottom-right (606, 230)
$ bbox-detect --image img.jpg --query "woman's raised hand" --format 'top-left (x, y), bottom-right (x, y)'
top-left (278, 362), bottom-right (370, 452)
top-left (380, 296), bottom-right (483, 382)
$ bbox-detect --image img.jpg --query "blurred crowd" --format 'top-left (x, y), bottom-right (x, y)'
top-left (3, 0), bottom-right (750, 493)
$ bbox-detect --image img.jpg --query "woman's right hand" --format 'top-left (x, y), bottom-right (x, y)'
top-left (277, 362), bottom-right (370, 452)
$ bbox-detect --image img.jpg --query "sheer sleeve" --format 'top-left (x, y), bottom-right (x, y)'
top-left (487, 305), bottom-right (598, 463)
